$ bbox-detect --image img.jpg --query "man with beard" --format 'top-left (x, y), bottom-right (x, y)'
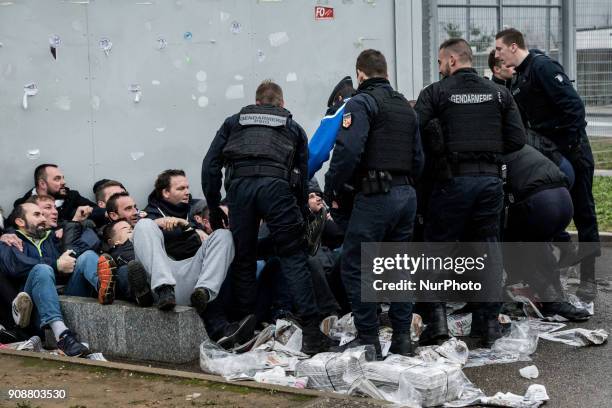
top-left (13, 164), bottom-right (105, 225)
top-left (0, 203), bottom-right (116, 356)
top-left (133, 170), bottom-right (235, 318)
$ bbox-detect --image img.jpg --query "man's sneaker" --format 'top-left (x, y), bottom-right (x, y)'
top-left (127, 261), bottom-right (153, 307)
top-left (576, 280), bottom-right (597, 302)
top-left (57, 330), bottom-right (90, 357)
top-left (97, 254), bottom-right (117, 305)
top-left (12, 292), bottom-right (33, 328)
top-left (217, 315), bottom-right (257, 350)
top-left (190, 287), bottom-right (210, 317)
top-left (541, 302), bottom-right (591, 322)
top-left (155, 285), bottom-right (176, 311)
top-left (0, 324), bottom-right (19, 344)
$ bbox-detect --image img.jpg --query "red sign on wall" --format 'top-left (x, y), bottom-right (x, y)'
top-left (315, 6), bottom-right (334, 20)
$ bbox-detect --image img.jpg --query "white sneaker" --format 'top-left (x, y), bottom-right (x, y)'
top-left (12, 292), bottom-right (33, 328)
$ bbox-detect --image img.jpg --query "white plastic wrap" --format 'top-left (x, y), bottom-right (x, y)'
top-left (492, 320), bottom-right (538, 356)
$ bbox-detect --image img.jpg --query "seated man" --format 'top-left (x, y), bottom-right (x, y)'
top-left (102, 220), bottom-right (152, 306)
top-left (0, 203), bottom-right (116, 356)
top-left (106, 192), bottom-right (141, 228)
top-left (133, 169), bottom-right (235, 315)
top-left (94, 180), bottom-right (126, 209)
top-left (13, 164), bottom-right (105, 226)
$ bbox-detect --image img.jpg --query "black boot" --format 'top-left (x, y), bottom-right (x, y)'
top-left (127, 261), bottom-right (153, 307)
top-left (155, 285), bottom-right (176, 311)
top-left (541, 302), bottom-right (590, 321)
top-left (390, 331), bottom-right (414, 356)
top-left (330, 332), bottom-right (382, 360)
top-left (481, 318), bottom-right (502, 348)
top-left (469, 311), bottom-right (484, 339)
top-left (419, 303), bottom-right (449, 345)
top-left (301, 320), bottom-right (331, 356)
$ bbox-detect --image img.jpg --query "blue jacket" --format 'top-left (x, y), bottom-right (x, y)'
top-left (0, 230), bottom-right (61, 284)
top-left (308, 102), bottom-right (347, 179)
top-left (325, 79), bottom-right (424, 197)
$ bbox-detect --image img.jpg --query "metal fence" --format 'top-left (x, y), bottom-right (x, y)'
top-left (424, 0), bottom-right (612, 167)
top-left (423, 0), bottom-right (562, 84)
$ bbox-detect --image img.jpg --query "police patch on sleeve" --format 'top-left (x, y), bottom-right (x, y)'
top-left (342, 112), bottom-right (352, 129)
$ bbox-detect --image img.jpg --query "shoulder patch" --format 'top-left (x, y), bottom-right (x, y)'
top-left (342, 112), bottom-right (352, 129)
top-left (554, 74), bottom-right (564, 83)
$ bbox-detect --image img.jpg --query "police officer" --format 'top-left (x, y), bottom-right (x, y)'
top-left (325, 49), bottom-right (423, 358)
top-left (495, 28), bottom-right (600, 302)
top-left (503, 144), bottom-right (590, 321)
top-left (201, 80), bottom-right (327, 355)
top-left (487, 49), bottom-right (514, 90)
top-left (415, 38), bottom-right (525, 347)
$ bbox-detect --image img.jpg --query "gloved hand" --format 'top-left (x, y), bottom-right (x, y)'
top-left (209, 206), bottom-right (229, 230)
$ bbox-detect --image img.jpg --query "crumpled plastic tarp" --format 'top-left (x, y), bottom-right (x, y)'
top-left (492, 320), bottom-right (539, 356)
top-left (539, 328), bottom-right (608, 347)
top-left (444, 384), bottom-right (549, 408)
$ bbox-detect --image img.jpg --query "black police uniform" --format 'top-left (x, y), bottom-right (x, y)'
top-left (201, 104), bottom-right (323, 350)
top-left (325, 77), bottom-right (423, 357)
top-left (415, 67), bottom-right (525, 345)
top-left (512, 50), bottom-right (600, 287)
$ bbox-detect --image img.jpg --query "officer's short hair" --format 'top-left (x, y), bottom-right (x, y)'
top-left (496, 28), bottom-right (526, 50)
top-left (356, 49), bottom-right (387, 78)
top-left (256, 80), bottom-right (284, 107)
top-left (439, 38), bottom-right (472, 64)
top-left (488, 49), bottom-right (502, 72)
top-left (154, 169), bottom-right (186, 198)
top-left (95, 180), bottom-right (126, 203)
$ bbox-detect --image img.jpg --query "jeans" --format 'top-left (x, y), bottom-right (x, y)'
top-left (22, 251), bottom-right (100, 329)
top-left (341, 185), bottom-right (417, 335)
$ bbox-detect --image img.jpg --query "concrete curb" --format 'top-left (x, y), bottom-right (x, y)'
top-left (0, 349), bottom-right (390, 406)
top-left (568, 231), bottom-right (612, 246)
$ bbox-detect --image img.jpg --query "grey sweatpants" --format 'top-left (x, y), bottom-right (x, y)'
top-left (133, 218), bottom-right (234, 305)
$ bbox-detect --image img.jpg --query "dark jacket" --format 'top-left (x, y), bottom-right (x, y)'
top-left (0, 230), bottom-right (61, 285)
top-left (416, 68), bottom-right (525, 162)
top-left (513, 50), bottom-right (586, 150)
top-left (144, 193), bottom-right (201, 261)
top-left (325, 78), bottom-right (424, 197)
top-left (108, 240), bottom-right (135, 267)
top-left (202, 106), bottom-right (310, 210)
top-left (504, 144), bottom-right (568, 203)
top-left (12, 187), bottom-right (106, 227)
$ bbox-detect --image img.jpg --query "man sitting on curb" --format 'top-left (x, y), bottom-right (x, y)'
top-left (132, 169), bottom-right (235, 316)
top-left (0, 202), bottom-right (117, 357)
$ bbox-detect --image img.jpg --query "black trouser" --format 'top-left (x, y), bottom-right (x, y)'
top-left (227, 176), bottom-right (319, 322)
top-left (566, 137), bottom-right (600, 281)
top-left (0, 272), bottom-right (19, 329)
top-left (425, 176), bottom-right (504, 318)
top-left (505, 187), bottom-right (574, 299)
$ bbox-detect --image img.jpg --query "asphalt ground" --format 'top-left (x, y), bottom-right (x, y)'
top-left (462, 246), bottom-right (612, 408)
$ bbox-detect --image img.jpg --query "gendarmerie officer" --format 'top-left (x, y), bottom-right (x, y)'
top-left (201, 80), bottom-right (327, 355)
top-left (325, 49), bottom-right (424, 359)
top-left (495, 28), bottom-right (600, 302)
top-left (415, 38), bottom-right (525, 347)
top-left (503, 144), bottom-right (590, 321)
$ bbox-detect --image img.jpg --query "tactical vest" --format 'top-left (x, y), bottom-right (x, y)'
top-left (359, 85), bottom-right (417, 174)
top-left (438, 73), bottom-right (505, 156)
top-left (512, 53), bottom-right (559, 134)
top-left (223, 105), bottom-right (296, 172)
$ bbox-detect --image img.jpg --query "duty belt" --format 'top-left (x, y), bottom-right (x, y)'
top-left (451, 162), bottom-right (500, 177)
top-left (232, 165), bottom-right (289, 180)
